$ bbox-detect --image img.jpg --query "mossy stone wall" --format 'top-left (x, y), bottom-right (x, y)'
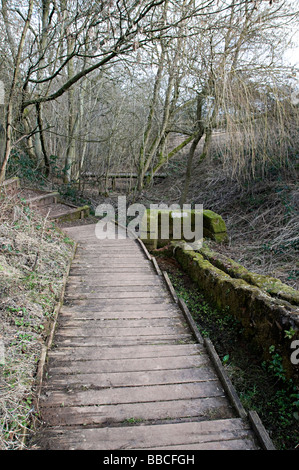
top-left (172, 241), bottom-right (299, 383)
top-left (198, 243), bottom-right (299, 306)
top-left (140, 208), bottom-right (228, 249)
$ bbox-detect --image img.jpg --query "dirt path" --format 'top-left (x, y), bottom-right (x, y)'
top-left (33, 223), bottom-right (264, 450)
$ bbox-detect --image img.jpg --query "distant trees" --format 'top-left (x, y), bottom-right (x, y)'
top-left (0, 0), bottom-right (176, 182)
top-left (0, 0), bottom-right (298, 191)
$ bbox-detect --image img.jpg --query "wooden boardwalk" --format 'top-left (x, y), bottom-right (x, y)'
top-left (35, 223), bottom-right (271, 450)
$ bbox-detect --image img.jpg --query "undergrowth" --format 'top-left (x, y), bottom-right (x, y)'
top-left (0, 191), bottom-right (74, 450)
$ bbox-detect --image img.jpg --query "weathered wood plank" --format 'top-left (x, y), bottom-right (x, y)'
top-left (47, 343), bottom-right (204, 361)
top-left (40, 381), bottom-right (227, 408)
top-left (46, 353), bottom-right (210, 374)
top-left (248, 410), bottom-right (276, 450)
top-left (55, 325), bottom-right (189, 337)
top-left (66, 278), bottom-right (163, 287)
top-left (36, 418), bottom-right (258, 450)
top-left (59, 307), bottom-right (181, 318)
top-left (63, 291), bottom-right (168, 300)
top-left (53, 334), bottom-right (194, 347)
top-left (63, 298), bottom-right (173, 308)
top-left (69, 268), bottom-right (156, 275)
top-left (70, 261), bottom-right (151, 267)
top-left (66, 273), bottom-right (158, 280)
top-left (56, 317), bottom-right (185, 328)
top-left (40, 396), bottom-right (234, 427)
top-left (42, 367), bottom-right (219, 389)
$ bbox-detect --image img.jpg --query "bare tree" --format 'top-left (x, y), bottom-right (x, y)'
top-left (0, 0), bottom-right (34, 183)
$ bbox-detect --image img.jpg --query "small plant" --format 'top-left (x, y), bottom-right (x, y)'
top-left (285, 328), bottom-right (296, 340)
top-left (222, 354), bottom-right (230, 364)
top-left (264, 345), bottom-right (287, 383)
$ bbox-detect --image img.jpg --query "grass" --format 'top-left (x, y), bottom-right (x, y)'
top-left (155, 253), bottom-right (299, 451)
top-left (0, 192), bottom-right (74, 450)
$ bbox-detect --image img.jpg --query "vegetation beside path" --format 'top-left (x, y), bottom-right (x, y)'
top-left (0, 194), bottom-right (74, 450)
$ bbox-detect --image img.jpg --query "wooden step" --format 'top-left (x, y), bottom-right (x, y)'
top-left (32, 223), bottom-right (273, 451)
top-left (35, 418), bottom-right (259, 450)
top-left (25, 191), bottom-right (59, 207)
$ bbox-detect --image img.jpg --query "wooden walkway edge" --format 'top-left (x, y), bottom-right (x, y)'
top-left (33, 223), bottom-right (275, 451)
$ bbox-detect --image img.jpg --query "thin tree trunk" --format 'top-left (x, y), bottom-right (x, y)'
top-left (179, 130), bottom-right (204, 207)
top-left (33, 0), bottom-right (51, 174)
top-left (151, 132), bottom-right (197, 176)
top-left (179, 92), bottom-right (205, 207)
top-left (137, 48), bottom-right (166, 191)
top-left (36, 102), bottom-right (50, 176)
top-left (0, 0), bottom-right (34, 184)
top-left (64, 34), bottom-right (76, 184)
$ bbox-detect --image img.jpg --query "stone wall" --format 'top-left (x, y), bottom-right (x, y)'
top-left (172, 240), bottom-right (299, 383)
top-left (140, 208), bottom-right (228, 250)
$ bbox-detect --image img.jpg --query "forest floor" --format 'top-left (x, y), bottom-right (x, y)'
top-left (0, 194), bottom-right (74, 450)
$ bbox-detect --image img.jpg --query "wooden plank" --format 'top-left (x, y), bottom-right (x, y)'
top-left (55, 324), bottom-right (189, 337)
top-left (36, 418), bottom-right (257, 450)
top-left (77, 246), bottom-right (138, 251)
top-left (248, 410), bottom-right (276, 450)
top-left (43, 366), bottom-right (218, 389)
top-left (66, 273), bottom-right (157, 280)
top-left (40, 396), bottom-right (234, 427)
top-left (66, 280), bottom-right (162, 287)
top-left (58, 311), bottom-right (181, 320)
top-left (64, 291), bottom-right (168, 301)
top-left (70, 260), bottom-right (151, 267)
top-left (63, 298), bottom-right (172, 307)
top-left (59, 306), bottom-right (181, 317)
top-left (204, 338), bottom-right (247, 419)
top-left (69, 268), bottom-right (155, 274)
top-left (178, 298), bottom-right (204, 345)
top-left (40, 381), bottom-right (227, 408)
top-left (47, 352), bottom-right (210, 374)
top-left (47, 343), bottom-right (204, 361)
top-left (66, 277), bottom-right (163, 286)
top-left (77, 253), bottom-right (144, 259)
top-left (152, 256), bottom-right (162, 275)
top-left (64, 286), bottom-right (168, 296)
top-left (162, 271), bottom-right (178, 303)
top-left (73, 247), bottom-right (148, 253)
top-left (56, 317), bottom-right (184, 328)
top-left (47, 355), bottom-right (209, 374)
top-left (53, 333), bottom-right (194, 347)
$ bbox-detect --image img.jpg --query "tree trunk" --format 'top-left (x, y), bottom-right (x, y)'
top-left (179, 92), bottom-right (205, 207)
top-left (0, 0), bottom-right (34, 184)
top-left (63, 34), bottom-right (76, 184)
top-left (36, 102), bottom-right (50, 176)
top-left (179, 130), bottom-right (204, 207)
top-left (34, 0), bottom-right (51, 176)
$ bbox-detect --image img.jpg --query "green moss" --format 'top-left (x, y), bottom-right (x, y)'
top-left (172, 240), bottom-right (299, 383)
top-left (141, 209), bottom-right (228, 245)
top-left (202, 210), bottom-right (227, 234)
top-left (56, 205), bottom-right (90, 222)
top-left (199, 244), bottom-right (299, 306)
